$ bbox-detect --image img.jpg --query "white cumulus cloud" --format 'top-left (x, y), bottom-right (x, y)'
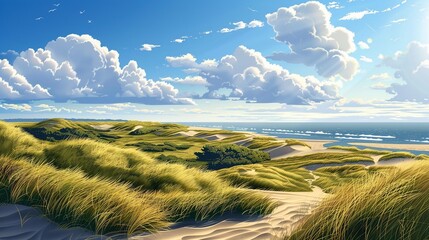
top-left (219, 20), bottom-right (264, 33)
top-left (139, 44), bottom-right (161, 51)
top-left (0, 34), bottom-right (192, 105)
top-left (383, 41), bottom-right (429, 102)
top-left (266, 1), bottom-right (359, 80)
top-left (167, 46), bottom-right (340, 104)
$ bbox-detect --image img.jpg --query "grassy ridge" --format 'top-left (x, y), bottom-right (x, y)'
top-left (328, 145), bottom-right (391, 155)
top-left (285, 139), bottom-right (311, 148)
top-left (0, 121), bottom-right (275, 235)
top-left (265, 152), bottom-right (374, 170)
top-left (378, 152), bottom-right (416, 161)
top-left (217, 164), bottom-right (311, 191)
top-left (287, 162), bottom-right (429, 240)
top-left (312, 165), bottom-right (395, 193)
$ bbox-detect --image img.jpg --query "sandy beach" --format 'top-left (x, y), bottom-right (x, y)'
top-left (350, 142), bottom-right (429, 152)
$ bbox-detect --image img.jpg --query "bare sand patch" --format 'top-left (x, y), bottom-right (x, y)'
top-left (131, 125), bottom-right (143, 132)
top-left (90, 124), bottom-right (113, 131)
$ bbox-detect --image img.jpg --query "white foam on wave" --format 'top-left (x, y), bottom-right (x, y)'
top-left (305, 131), bottom-right (331, 135)
top-left (335, 136), bottom-right (383, 141)
top-left (262, 131), bottom-right (311, 137)
top-left (359, 134), bottom-right (396, 139)
top-left (406, 139), bottom-right (429, 143)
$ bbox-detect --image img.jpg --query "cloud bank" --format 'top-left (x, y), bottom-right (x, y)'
top-left (383, 41), bottom-right (429, 103)
top-left (167, 45), bottom-right (340, 104)
top-left (0, 34), bottom-right (193, 104)
top-left (266, 1), bottom-right (359, 79)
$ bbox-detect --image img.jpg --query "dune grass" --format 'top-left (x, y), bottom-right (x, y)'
top-left (0, 121), bottom-right (44, 159)
top-left (328, 145), bottom-right (391, 155)
top-left (287, 162), bottom-right (429, 240)
top-left (285, 139), bottom-right (311, 148)
top-left (416, 154), bottom-right (429, 160)
top-left (312, 165), bottom-right (395, 193)
top-left (378, 152), bottom-right (416, 161)
top-left (0, 120), bottom-right (275, 235)
top-left (265, 152), bottom-right (374, 170)
top-left (217, 164), bottom-right (311, 191)
top-left (0, 157), bottom-right (167, 234)
top-left (246, 137), bottom-right (284, 150)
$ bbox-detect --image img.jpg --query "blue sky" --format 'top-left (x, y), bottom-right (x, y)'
top-left (1, 0), bottom-right (429, 122)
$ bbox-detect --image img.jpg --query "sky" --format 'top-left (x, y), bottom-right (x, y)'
top-left (1, 0), bottom-right (429, 122)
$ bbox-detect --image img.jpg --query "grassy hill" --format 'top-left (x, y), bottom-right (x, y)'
top-left (0, 121), bottom-right (276, 235)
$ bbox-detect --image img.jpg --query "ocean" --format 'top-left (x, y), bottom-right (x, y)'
top-left (180, 122), bottom-right (429, 153)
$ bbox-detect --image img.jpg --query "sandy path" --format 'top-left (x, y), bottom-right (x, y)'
top-left (134, 188), bottom-right (326, 240)
top-left (350, 142), bottom-right (429, 152)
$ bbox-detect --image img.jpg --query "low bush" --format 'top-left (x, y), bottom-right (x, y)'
top-left (195, 144), bottom-right (270, 170)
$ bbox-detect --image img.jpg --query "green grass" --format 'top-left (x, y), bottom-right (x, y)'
top-left (285, 139), bottom-right (311, 148)
top-left (416, 154), bottom-right (429, 160)
top-left (217, 164), bottom-right (311, 191)
top-left (0, 157), bottom-right (167, 234)
top-left (0, 120), bottom-right (275, 235)
top-left (328, 145), bottom-right (391, 155)
top-left (287, 162), bottom-right (429, 240)
top-left (379, 152), bottom-right (416, 161)
top-left (0, 121), bottom-right (44, 159)
top-left (246, 137), bottom-right (284, 150)
top-left (313, 165), bottom-right (395, 193)
top-left (265, 152), bottom-right (374, 170)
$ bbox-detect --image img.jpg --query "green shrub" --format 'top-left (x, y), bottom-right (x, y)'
top-left (195, 144), bottom-right (270, 170)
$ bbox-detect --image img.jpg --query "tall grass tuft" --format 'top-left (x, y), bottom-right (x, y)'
top-left (0, 157), bottom-right (167, 234)
top-left (0, 121), bottom-right (43, 158)
top-left (287, 162), bottom-right (429, 240)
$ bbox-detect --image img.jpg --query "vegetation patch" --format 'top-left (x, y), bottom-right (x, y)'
top-left (313, 165), bottom-right (395, 193)
top-left (285, 139), bottom-right (311, 148)
top-left (379, 152), bottom-right (416, 161)
top-left (265, 152), bottom-right (374, 170)
top-left (195, 144), bottom-right (270, 169)
top-left (246, 137), bottom-right (284, 150)
top-left (217, 164), bottom-right (311, 191)
top-left (287, 162), bottom-right (429, 240)
top-left (127, 141), bottom-right (192, 152)
top-left (0, 157), bottom-right (167, 234)
top-left (328, 145), bottom-right (391, 155)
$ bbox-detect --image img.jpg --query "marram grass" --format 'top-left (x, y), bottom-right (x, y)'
top-left (287, 162), bottom-right (429, 240)
top-left (0, 157), bottom-right (167, 234)
top-left (0, 121), bottom-right (275, 235)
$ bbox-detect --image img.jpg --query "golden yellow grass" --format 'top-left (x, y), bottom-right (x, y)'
top-left (0, 121), bottom-right (275, 235)
top-left (287, 161), bottom-right (429, 240)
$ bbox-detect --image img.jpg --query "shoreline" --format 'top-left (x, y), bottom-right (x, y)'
top-left (350, 142), bottom-right (429, 152)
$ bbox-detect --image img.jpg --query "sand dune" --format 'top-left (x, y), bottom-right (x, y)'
top-left (131, 125), bottom-right (144, 132)
top-left (134, 188), bottom-right (327, 240)
top-left (90, 124), bottom-right (113, 131)
top-left (176, 130), bottom-right (200, 137)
